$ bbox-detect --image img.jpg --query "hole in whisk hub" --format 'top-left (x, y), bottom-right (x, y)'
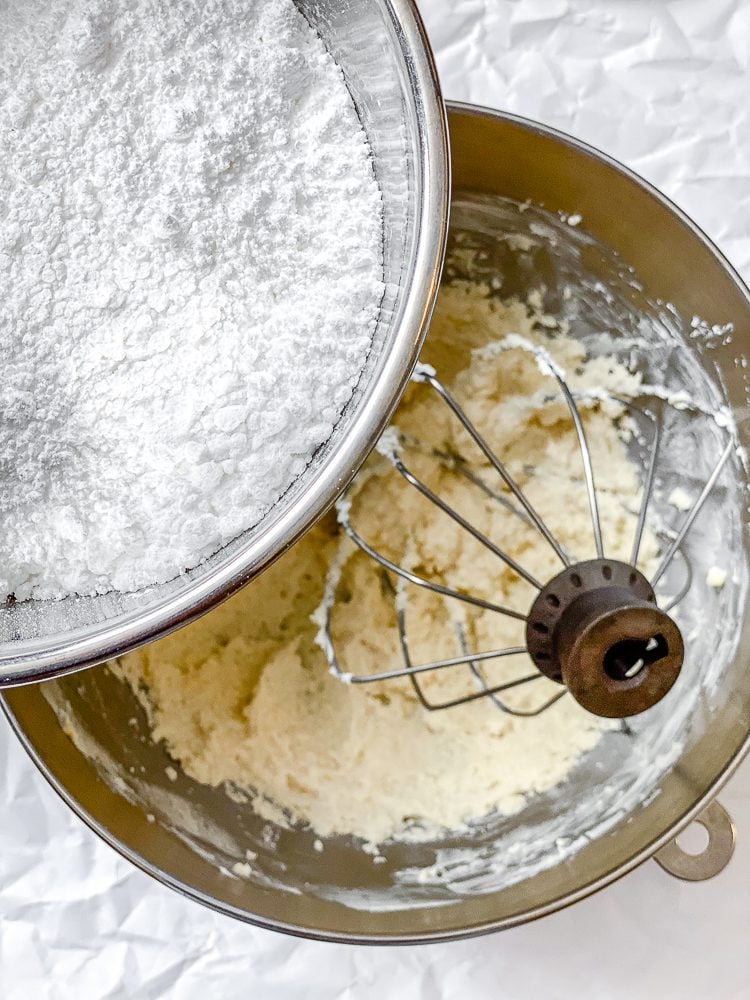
top-left (603, 634), bottom-right (669, 681)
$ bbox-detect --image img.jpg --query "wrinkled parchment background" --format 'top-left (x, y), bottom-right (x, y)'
top-left (2, 1), bottom-right (749, 996)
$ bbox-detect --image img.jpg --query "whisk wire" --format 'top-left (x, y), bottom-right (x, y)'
top-left (629, 405), bottom-right (661, 567)
top-left (393, 457), bottom-right (543, 589)
top-left (548, 364), bottom-right (605, 559)
top-left (660, 546), bottom-right (693, 613)
top-left (414, 370), bottom-right (571, 567)
top-left (397, 605), bottom-right (546, 713)
top-left (338, 512), bottom-right (527, 621)
top-left (651, 438), bottom-right (733, 587)
top-left (454, 623), bottom-right (569, 716)
top-left (352, 636), bottom-right (528, 684)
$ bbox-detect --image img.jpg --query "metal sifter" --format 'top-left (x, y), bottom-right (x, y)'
top-left (0, 0), bottom-right (449, 689)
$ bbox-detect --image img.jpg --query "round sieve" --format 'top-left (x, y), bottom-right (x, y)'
top-left (0, 0), bottom-right (450, 688)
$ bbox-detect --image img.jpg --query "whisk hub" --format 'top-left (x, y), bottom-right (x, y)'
top-left (527, 559), bottom-right (684, 717)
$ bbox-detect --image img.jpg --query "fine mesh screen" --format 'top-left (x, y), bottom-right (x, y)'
top-left (0, 0), bottom-right (433, 678)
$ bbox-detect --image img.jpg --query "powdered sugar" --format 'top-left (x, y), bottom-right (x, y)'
top-left (0, 0), bottom-right (383, 600)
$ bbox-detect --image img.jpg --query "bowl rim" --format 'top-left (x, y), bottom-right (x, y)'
top-left (0, 0), bottom-right (451, 688)
top-left (4, 100), bottom-right (750, 944)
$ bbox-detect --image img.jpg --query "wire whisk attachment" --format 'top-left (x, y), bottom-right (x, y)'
top-left (316, 343), bottom-right (734, 720)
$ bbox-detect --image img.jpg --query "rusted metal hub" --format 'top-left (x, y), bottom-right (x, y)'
top-left (526, 559), bottom-right (684, 718)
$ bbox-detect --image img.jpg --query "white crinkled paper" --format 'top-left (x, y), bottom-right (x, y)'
top-left (2, 2), bottom-right (750, 996)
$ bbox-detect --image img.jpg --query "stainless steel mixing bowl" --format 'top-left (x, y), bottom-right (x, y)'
top-left (0, 0), bottom-right (449, 687)
top-left (4, 104), bottom-right (750, 942)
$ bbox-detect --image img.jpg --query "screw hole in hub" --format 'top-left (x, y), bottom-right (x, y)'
top-left (603, 633), bottom-right (669, 681)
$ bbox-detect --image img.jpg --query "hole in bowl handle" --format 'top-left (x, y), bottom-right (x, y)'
top-left (654, 800), bottom-right (735, 881)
